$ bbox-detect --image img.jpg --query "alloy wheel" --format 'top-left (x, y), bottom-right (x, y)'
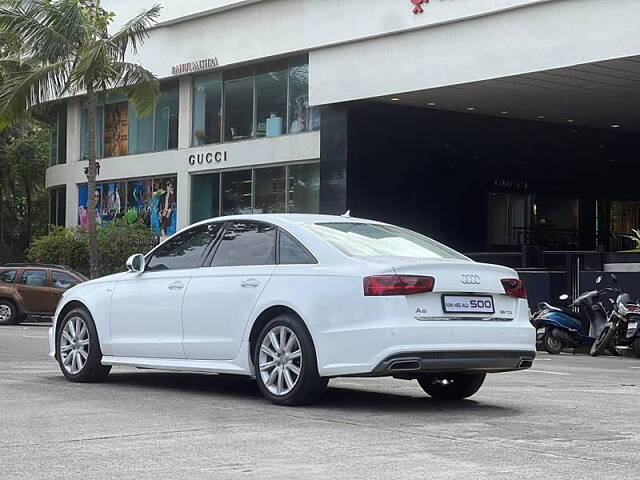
top-left (258, 325), bottom-right (302, 396)
top-left (0, 305), bottom-right (12, 323)
top-left (59, 316), bottom-right (90, 375)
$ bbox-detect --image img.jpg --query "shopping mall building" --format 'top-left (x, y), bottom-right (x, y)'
top-left (46, 0), bottom-right (640, 264)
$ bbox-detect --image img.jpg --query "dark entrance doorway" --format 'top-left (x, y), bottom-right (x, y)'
top-left (320, 102), bottom-right (640, 253)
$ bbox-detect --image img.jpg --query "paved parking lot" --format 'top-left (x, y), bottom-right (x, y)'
top-left (1, 323), bottom-right (639, 479)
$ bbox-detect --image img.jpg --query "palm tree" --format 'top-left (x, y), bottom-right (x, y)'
top-left (0, 0), bottom-right (161, 278)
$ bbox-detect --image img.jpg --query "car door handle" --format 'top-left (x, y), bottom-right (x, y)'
top-left (241, 278), bottom-right (260, 288)
top-left (168, 281), bottom-right (185, 291)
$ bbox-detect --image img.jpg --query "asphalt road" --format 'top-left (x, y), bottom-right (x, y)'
top-left (1, 323), bottom-right (639, 479)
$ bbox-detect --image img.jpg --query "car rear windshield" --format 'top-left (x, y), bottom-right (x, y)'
top-left (306, 222), bottom-right (468, 260)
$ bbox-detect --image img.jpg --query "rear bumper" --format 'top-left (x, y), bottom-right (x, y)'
top-left (369, 350), bottom-right (536, 377)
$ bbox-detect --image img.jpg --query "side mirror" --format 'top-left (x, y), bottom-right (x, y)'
top-left (595, 275), bottom-right (603, 285)
top-left (559, 294), bottom-right (569, 301)
top-left (126, 253), bottom-right (145, 273)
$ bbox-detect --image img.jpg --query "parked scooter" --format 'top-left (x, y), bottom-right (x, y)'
top-left (591, 293), bottom-right (640, 357)
top-left (531, 275), bottom-right (619, 355)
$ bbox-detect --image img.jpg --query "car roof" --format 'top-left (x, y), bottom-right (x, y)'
top-left (1, 263), bottom-right (71, 269)
top-left (190, 213), bottom-right (386, 229)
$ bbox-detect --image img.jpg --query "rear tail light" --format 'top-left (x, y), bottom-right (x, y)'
top-left (501, 278), bottom-right (527, 299)
top-left (364, 275), bottom-right (435, 296)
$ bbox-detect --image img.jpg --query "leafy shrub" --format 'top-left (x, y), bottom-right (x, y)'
top-left (27, 220), bottom-right (157, 277)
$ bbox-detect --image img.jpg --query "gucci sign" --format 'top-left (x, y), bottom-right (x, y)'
top-left (188, 151), bottom-right (228, 166)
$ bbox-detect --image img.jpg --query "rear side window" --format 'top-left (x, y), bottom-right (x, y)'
top-left (146, 222), bottom-right (223, 271)
top-left (20, 270), bottom-right (46, 287)
top-left (212, 221), bottom-right (276, 267)
top-left (52, 271), bottom-right (80, 289)
top-left (278, 230), bottom-right (317, 265)
top-left (0, 269), bottom-right (17, 283)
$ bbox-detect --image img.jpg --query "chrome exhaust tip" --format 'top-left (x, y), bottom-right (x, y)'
top-left (388, 359), bottom-right (422, 372)
top-left (518, 359), bottom-right (533, 369)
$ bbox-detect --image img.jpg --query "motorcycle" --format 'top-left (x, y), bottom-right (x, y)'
top-left (591, 293), bottom-right (640, 358)
top-left (531, 275), bottom-right (619, 355)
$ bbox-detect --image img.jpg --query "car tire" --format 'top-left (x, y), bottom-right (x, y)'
top-left (590, 326), bottom-right (615, 357)
top-left (56, 307), bottom-right (111, 382)
top-left (254, 314), bottom-right (328, 406)
top-left (0, 299), bottom-right (20, 326)
top-left (543, 330), bottom-right (563, 355)
top-left (417, 373), bottom-right (486, 400)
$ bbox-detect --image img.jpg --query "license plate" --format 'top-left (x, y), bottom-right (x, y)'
top-left (628, 322), bottom-right (638, 330)
top-left (442, 295), bottom-right (494, 314)
top-left (537, 327), bottom-right (546, 334)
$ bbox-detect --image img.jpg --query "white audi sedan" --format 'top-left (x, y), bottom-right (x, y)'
top-left (49, 214), bottom-right (535, 405)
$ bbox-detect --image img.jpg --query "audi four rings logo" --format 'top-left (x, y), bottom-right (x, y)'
top-left (460, 275), bottom-right (481, 285)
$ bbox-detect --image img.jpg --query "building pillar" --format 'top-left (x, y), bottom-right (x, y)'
top-left (176, 170), bottom-right (190, 230)
top-left (65, 99), bottom-right (82, 227)
top-left (178, 76), bottom-right (193, 150)
top-left (319, 103), bottom-right (348, 215)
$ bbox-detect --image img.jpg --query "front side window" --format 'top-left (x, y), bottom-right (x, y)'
top-left (0, 269), bottom-right (17, 283)
top-left (212, 221), bottom-right (276, 267)
top-left (51, 271), bottom-right (80, 289)
top-left (20, 270), bottom-right (46, 287)
top-left (224, 66), bottom-right (254, 142)
top-left (306, 223), bottom-right (469, 260)
top-left (192, 73), bottom-right (222, 146)
top-left (146, 222), bottom-right (223, 271)
top-left (279, 230), bottom-right (316, 265)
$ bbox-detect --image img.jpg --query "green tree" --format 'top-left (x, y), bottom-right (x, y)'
top-left (0, 120), bottom-right (49, 259)
top-left (0, 0), bottom-right (161, 278)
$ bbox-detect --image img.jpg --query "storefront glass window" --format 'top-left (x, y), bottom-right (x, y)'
top-left (80, 105), bottom-right (104, 160)
top-left (191, 173), bottom-right (220, 223)
top-left (192, 73), bottom-right (222, 146)
top-left (154, 87), bottom-right (179, 151)
top-left (288, 55), bottom-right (320, 134)
top-left (221, 169), bottom-right (252, 215)
top-left (288, 163), bottom-right (320, 213)
top-left (49, 186), bottom-right (66, 226)
top-left (255, 60), bottom-right (288, 138)
top-left (49, 107), bottom-right (67, 166)
top-left (128, 105), bottom-right (153, 154)
top-left (254, 166), bottom-right (286, 213)
top-left (224, 66), bottom-right (254, 142)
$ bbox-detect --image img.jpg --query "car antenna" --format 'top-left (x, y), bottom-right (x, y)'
top-left (342, 210), bottom-right (351, 217)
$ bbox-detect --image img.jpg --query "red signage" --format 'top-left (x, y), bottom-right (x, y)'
top-left (410, 0), bottom-right (430, 14)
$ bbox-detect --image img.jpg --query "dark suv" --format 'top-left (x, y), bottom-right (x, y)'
top-left (0, 264), bottom-right (87, 325)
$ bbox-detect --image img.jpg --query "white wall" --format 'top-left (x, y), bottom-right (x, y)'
top-left (310, 0), bottom-right (640, 105)
top-left (105, 0), bottom-right (554, 80)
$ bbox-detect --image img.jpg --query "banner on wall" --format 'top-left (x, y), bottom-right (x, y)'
top-left (78, 175), bottom-right (177, 238)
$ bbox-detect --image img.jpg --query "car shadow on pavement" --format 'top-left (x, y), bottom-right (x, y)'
top-left (318, 386), bottom-right (520, 416)
top-left (97, 371), bottom-right (519, 416)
